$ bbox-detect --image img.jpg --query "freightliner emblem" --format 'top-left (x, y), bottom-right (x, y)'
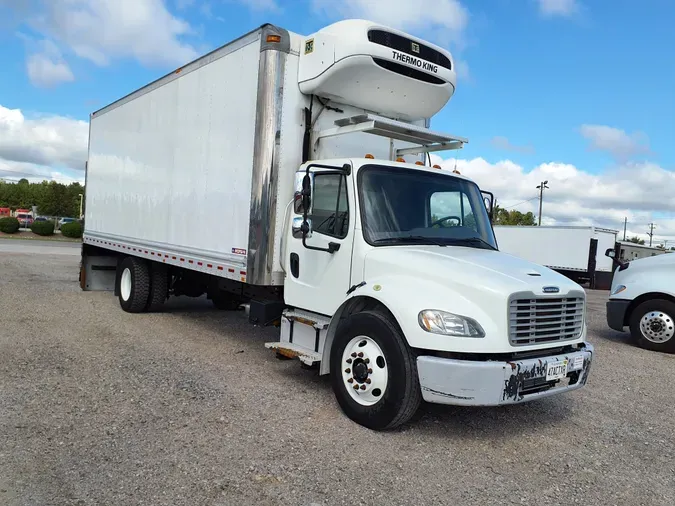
top-left (542, 286), bottom-right (560, 293)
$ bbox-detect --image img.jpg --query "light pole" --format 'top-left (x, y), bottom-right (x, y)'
top-left (78, 193), bottom-right (83, 219)
top-left (536, 180), bottom-right (549, 226)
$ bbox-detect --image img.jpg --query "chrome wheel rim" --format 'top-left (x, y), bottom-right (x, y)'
top-left (639, 310), bottom-right (674, 343)
top-left (341, 335), bottom-right (388, 406)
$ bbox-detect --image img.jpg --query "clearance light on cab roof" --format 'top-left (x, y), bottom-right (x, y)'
top-left (365, 153), bottom-right (374, 159)
top-left (415, 161), bottom-right (424, 166)
top-left (396, 157), bottom-right (405, 162)
top-left (432, 164), bottom-right (441, 169)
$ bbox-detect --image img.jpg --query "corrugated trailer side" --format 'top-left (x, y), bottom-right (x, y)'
top-left (83, 25), bottom-right (291, 287)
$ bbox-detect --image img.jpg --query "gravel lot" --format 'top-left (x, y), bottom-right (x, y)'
top-left (1, 241), bottom-right (674, 506)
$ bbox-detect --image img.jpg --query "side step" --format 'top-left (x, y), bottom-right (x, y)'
top-left (264, 309), bottom-right (331, 367)
top-left (264, 342), bottom-right (322, 366)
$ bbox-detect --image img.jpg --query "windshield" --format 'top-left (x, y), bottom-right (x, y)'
top-left (358, 165), bottom-right (497, 249)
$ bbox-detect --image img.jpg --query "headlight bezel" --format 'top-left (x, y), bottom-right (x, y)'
top-left (418, 309), bottom-right (486, 338)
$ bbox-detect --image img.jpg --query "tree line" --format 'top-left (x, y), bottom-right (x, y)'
top-left (0, 179), bottom-right (84, 218)
top-left (492, 204), bottom-right (537, 226)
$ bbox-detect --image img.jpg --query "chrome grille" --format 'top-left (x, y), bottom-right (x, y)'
top-left (509, 295), bottom-right (584, 346)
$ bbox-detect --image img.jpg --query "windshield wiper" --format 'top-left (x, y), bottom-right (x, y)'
top-left (446, 237), bottom-right (497, 250)
top-left (374, 235), bottom-right (447, 247)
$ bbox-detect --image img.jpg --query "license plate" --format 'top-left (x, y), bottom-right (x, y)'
top-left (546, 360), bottom-right (568, 381)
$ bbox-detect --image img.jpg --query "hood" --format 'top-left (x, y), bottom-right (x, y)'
top-left (623, 251), bottom-right (675, 268)
top-left (364, 245), bottom-right (583, 298)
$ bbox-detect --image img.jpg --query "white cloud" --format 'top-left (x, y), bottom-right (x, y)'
top-left (311, 0), bottom-right (469, 48)
top-left (580, 124), bottom-right (650, 160)
top-left (536, 0), bottom-right (580, 17)
top-left (25, 0), bottom-right (198, 69)
top-left (430, 154), bottom-right (675, 242)
top-left (0, 105), bottom-right (88, 173)
top-left (490, 136), bottom-right (535, 154)
top-left (0, 160), bottom-right (83, 185)
top-left (26, 39), bottom-right (74, 88)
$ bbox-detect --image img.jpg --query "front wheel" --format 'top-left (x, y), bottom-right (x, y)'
top-left (629, 299), bottom-right (675, 354)
top-left (329, 310), bottom-right (421, 430)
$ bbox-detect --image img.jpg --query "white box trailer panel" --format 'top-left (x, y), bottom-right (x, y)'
top-left (494, 226), bottom-right (595, 272)
top-left (85, 29), bottom-right (264, 281)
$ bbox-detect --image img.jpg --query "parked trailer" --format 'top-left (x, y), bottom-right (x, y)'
top-left (493, 225), bottom-right (618, 290)
top-left (80, 20), bottom-right (594, 430)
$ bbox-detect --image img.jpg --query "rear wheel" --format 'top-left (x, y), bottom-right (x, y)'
top-left (117, 256), bottom-right (151, 313)
top-left (330, 310), bottom-right (421, 430)
top-left (629, 299), bottom-right (675, 354)
top-left (146, 263), bottom-right (169, 312)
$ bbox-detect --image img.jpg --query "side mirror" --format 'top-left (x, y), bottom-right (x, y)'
top-left (605, 248), bottom-right (616, 259)
top-left (293, 192), bottom-right (303, 214)
top-left (293, 172), bottom-right (313, 214)
top-left (301, 174), bottom-right (311, 211)
top-left (292, 217), bottom-right (312, 239)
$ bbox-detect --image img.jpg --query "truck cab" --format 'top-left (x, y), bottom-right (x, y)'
top-left (271, 155), bottom-right (593, 430)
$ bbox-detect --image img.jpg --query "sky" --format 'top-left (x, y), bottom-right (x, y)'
top-left (0, 0), bottom-right (673, 244)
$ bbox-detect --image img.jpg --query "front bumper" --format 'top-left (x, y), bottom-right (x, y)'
top-left (416, 343), bottom-right (594, 406)
top-left (606, 299), bottom-right (631, 332)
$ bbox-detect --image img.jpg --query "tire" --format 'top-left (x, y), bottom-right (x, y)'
top-left (117, 256), bottom-right (151, 313)
top-left (146, 263), bottom-right (169, 312)
top-left (329, 310), bottom-right (422, 430)
top-left (629, 299), bottom-right (675, 354)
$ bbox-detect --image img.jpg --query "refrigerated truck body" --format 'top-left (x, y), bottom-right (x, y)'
top-left (80, 20), bottom-right (594, 430)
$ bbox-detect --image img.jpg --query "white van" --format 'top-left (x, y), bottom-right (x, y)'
top-left (606, 250), bottom-right (675, 353)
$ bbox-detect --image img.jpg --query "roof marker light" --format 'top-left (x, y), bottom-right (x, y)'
top-left (396, 157), bottom-right (405, 162)
top-left (365, 153), bottom-right (374, 159)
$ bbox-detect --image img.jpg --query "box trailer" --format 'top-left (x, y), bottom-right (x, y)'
top-left (493, 225), bottom-right (618, 290)
top-left (80, 20), bottom-right (594, 430)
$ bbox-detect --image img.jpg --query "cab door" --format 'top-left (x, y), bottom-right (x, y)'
top-left (283, 161), bottom-right (355, 316)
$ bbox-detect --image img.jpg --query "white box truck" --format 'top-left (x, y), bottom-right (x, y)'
top-left (80, 20), bottom-right (594, 430)
top-left (493, 225), bottom-right (618, 290)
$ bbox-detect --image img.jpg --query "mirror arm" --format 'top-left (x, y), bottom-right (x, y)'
top-left (481, 190), bottom-right (495, 222)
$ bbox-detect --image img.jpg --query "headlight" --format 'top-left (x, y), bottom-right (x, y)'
top-left (611, 284), bottom-right (627, 295)
top-left (418, 310), bottom-right (485, 337)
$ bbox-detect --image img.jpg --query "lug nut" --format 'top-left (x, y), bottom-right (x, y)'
top-left (353, 384), bottom-right (359, 390)
top-left (367, 368), bottom-right (373, 374)
top-left (347, 378), bottom-right (353, 383)
top-left (360, 385), bottom-right (366, 390)
top-left (351, 352), bottom-right (357, 358)
top-left (366, 378), bottom-right (371, 384)
top-left (358, 352), bottom-right (364, 357)
top-left (364, 358), bottom-right (370, 364)
top-left (346, 358), bottom-right (352, 364)
top-left (345, 368), bottom-right (351, 374)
